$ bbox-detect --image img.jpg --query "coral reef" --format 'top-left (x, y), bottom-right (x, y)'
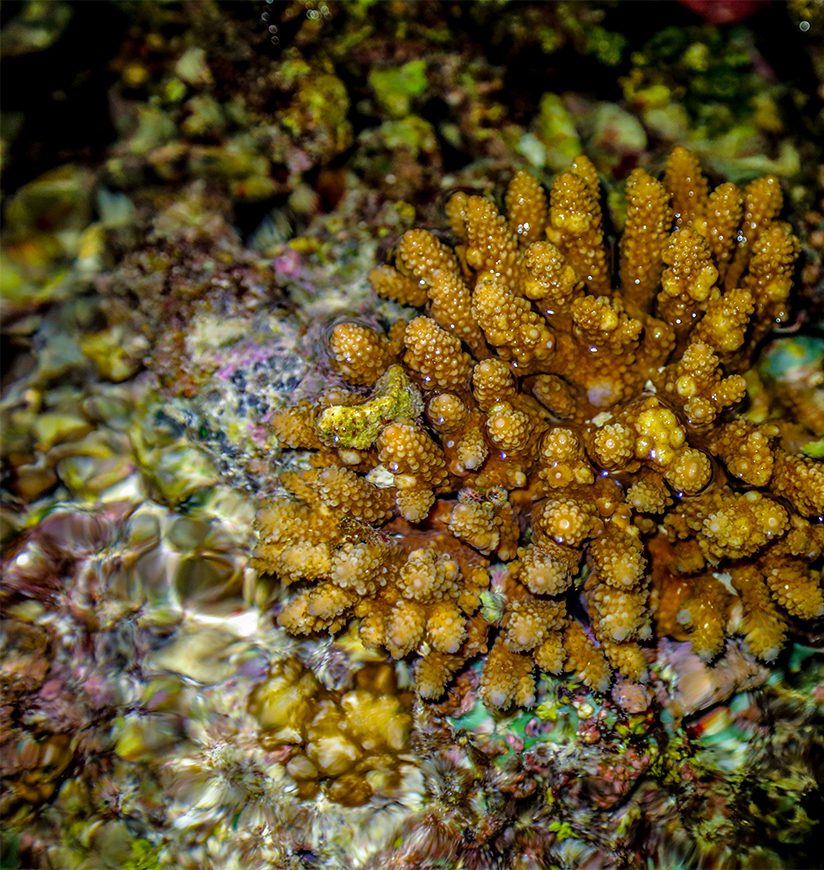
top-left (258, 148), bottom-right (823, 712)
top-left (2, 1), bottom-right (823, 867)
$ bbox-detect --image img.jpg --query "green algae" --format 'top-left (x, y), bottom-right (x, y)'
top-left (523, 93), bottom-right (582, 171)
top-left (369, 61), bottom-right (428, 119)
top-left (378, 116), bottom-right (438, 158)
top-left (0, 0), bottom-right (72, 56)
top-left (80, 326), bottom-right (149, 382)
top-left (174, 46), bottom-right (212, 88)
top-left (316, 365), bottom-right (423, 450)
top-left (129, 402), bottom-right (220, 505)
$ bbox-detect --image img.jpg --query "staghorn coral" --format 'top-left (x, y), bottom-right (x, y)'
top-left (257, 148), bottom-right (822, 711)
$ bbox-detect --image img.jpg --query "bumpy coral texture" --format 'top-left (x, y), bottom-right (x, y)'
top-left (248, 660), bottom-right (413, 807)
top-left (257, 148), bottom-right (822, 709)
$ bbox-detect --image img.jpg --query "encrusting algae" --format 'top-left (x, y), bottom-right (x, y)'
top-left (256, 147), bottom-right (823, 711)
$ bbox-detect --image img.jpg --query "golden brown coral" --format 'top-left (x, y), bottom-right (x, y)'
top-left (447, 494), bottom-right (505, 558)
top-left (395, 548), bottom-right (459, 602)
top-left (675, 574), bottom-right (729, 661)
top-left (480, 636), bottom-right (536, 710)
top-left (472, 358), bottom-right (517, 412)
top-left (656, 341), bottom-right (747, 428)
top-left (523, 240), bottom-right (580, 309)
top-left (396, 223), bottom-right (487, 353)
top-left (589, 520), bottom-right (646, 590)
top-left (328, 322), bottom-right (396, 387)
top-left (426, 268), bottom-right (487, 355)
top-left (568, 295), bottom-right (646, 407)
top-left (564, 620), bottom-right (610, 692)
top-left (506, 169), bottom-right (548, 244)
top-left (657, 227), bottom-right (718, 342)
top-left (699, 492), bottom-right (788, 562)
top-left (620, 168), bottom-right (672, 312)
top-left (586, 574), bottom-right (648, 644)
top-left (770, 450), bottom-right (824, 517)
top-left (377, 421), bottom-right (447, 487)
top-left (731, 565), bottom-right (787, 662)
top-left (414, 652), bottom-right (456, 700)
top-left (534, 496), bottom-right (600, 549)
top-left (397, 228), bottom-right (463, 288)
top-left (663, 145), bottom-right (709, 228)
top-left (534, 630), bottom-right (567, 674)
top-left (626, 471), bottom-right (671, 515)
top-left (452, 423), bottom-right (488, 474)
top-left (602, 639), bottom-right (647, 683)
top-left (586, 519), bottom-right (652, 650)
top-left (530, 373), bottom-right (580, 420)
top-left (708, 420), bottom-right (776, 487)
top-left (725, 174), bottom-right (784, 290)
top-left (588, 421), bottom-right (635, 471)
top-left (394, 486), bottom-right (435, 523)
top-left (271, 402), bottom-right (323, 449)
top-left (664, 447), bottom-right (713, 497)
top-left (591, 397), bottom-right (706, 490)
top-left (544, 302), bottom-right (673, 416)
top-left (369, 264), bottom-right (428, 308)
top-left (537, 427), bottom-right (594, 489)
top-left (484, 402), bottom-right (532, 454)
top-left (426, 391), bottom-right (470, 434)
top-left (384, 598), bottom-right (427, 658)
top-left (548, 167), bottom-right (610, 295)
top-left (377, 421), bottom-right (447, 520)
top-left (330, 539), bottom-right (399, 596)
top-left (501, 594), bottom-right (565, 652)
top-left (445, 190), bottom-right (469, 239)
top-left (742, 221), bottom-right (800, 344)
top-left (258, 148), bottom-right (815, 711)
top-left (448, 498), bottom-right (499, 555)
top-left (416, 613), bottom-right (489, 700)
top-left (471, 273), bottom-right (554, 371)
top-left (312, 466), bottom-right (396, 524)
top-left (254, 500), bottom-right (338, 581)
top-left (464, 194), bottom-right (522, 281)
top-left (693, 286), bottom-right (754, 355)
top-left (403, 315), bottom-right (473, 392)
top-left (517, 541), bottom-right (579, 597)
top-left (278, 582), bottom-right (351, 635)
top-left (699, 181), bottom-right (742, 283)
top-left (764, 557), bottom-right (823, 621)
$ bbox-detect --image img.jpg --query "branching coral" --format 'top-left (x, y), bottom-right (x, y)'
top-left (257, 148), bottom-right (821, 710)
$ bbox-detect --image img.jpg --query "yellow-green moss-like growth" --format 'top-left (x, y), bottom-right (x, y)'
top-left (316, 365), bottom-right (423, 450)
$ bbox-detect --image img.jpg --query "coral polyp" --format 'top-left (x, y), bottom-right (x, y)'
top-left (255, 147), bottom-right (823, 709)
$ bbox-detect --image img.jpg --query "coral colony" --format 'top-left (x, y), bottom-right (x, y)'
top-left (258, 148), bottom-right (822, 713)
